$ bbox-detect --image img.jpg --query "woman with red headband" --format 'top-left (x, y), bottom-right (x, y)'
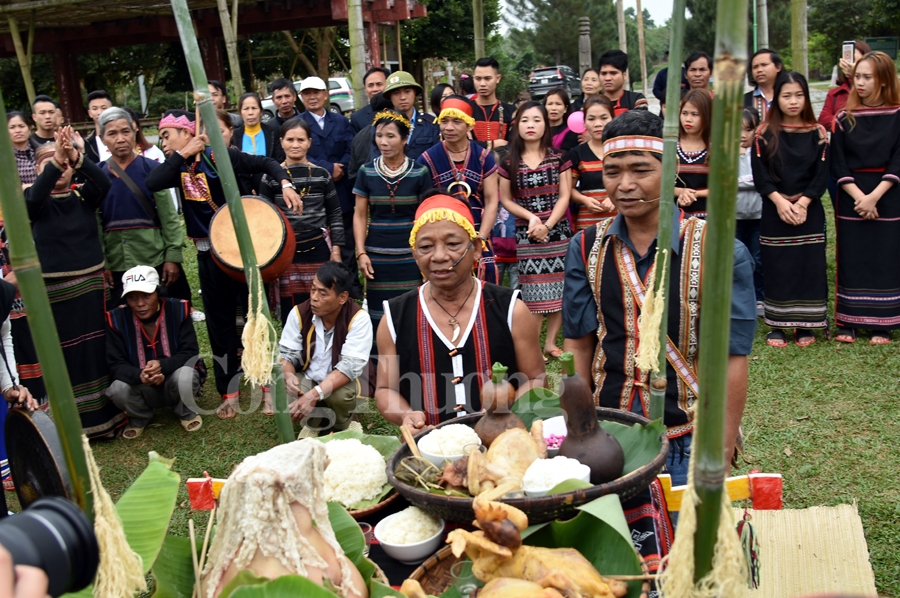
top-left (375, 191), bottom-right (546, 430)
top-left (418, 96), bottom-right (500, 283)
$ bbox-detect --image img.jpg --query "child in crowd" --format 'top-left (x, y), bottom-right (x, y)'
top-left (737, 107), bottom-right (764, 316)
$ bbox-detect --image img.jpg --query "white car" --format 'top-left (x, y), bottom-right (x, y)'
top-left (261, 77), bottom-right (355, 121)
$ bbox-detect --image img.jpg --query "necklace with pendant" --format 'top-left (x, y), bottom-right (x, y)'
top-left (375, 156), bottom-right (412, 212)
top-left (430, 278), bottom-right (476, 343)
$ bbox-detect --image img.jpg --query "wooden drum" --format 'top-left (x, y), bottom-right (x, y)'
top-left (209, 196), bottom-right (296, 283)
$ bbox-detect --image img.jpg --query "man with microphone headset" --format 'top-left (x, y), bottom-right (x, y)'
top-left (561, 109), bottom-right (757, 487)
top-left (372, 191), bottom-right (547, 431)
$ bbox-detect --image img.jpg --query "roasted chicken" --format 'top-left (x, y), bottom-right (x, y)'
top-left (467, 422), bottom-right (547, 495)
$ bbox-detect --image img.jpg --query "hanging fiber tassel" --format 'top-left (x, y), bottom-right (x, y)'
top-left (82, 435), bottom-right (146, 598)
top-left (240, 277), bottom-right (276, 387)
top-left (656, 445), bottom-right (747, 597)
top-left (737, 506), bottom-right (761, 588)
top-left (636, 249), bottom-right (669, 374)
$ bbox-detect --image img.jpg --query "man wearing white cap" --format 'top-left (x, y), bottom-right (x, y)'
top-left (106, 265), bottom-right (204, 439)
top-left (298, 76), bottom-right (361, 298)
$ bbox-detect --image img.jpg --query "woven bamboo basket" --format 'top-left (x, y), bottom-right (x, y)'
top-left (386, 408), bottom-right (669, 524)
top-left (408, 545), bottom-right (652, 596)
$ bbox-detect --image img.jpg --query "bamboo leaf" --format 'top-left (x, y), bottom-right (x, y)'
top-left (152, 535), bottom-right (197, 598)
top-left (319, 432), bottom-right (400, 510)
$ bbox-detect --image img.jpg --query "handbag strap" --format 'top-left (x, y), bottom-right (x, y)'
top-left (107, 158), bottom-right (159, 223)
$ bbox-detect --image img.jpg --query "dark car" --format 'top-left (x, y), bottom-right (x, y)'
top-left (528, 66), bottom-right (581, 101)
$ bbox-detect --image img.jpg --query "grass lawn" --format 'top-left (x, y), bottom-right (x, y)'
top-left (8, 199), bottom-right (899, 596)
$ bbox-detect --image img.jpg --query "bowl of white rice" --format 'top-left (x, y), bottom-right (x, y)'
top-left (417, 424), bottom-right (482, 467)
top-left (374, 506), bottom-right (445, 564)
top-left (522, 456), bottom-right (591, 497)
top-left (323, 438), bottom-right (389, 509)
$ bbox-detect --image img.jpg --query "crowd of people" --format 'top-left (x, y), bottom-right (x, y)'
top-left (1, 45), bottom-right (898, 524)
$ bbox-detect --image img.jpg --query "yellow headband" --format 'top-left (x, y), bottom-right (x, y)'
top-left (409, 208), bottom-right (478, 248)
top-left (437, 107), bottom-right (476, 127)
top-left (373, 110), bottom-right (412, 130)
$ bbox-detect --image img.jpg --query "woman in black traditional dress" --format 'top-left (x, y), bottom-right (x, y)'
top-left (752, 71), bottom-right (829, 348)
top-left (831, 51), bottom-right (900, 344)
top-left (568, 95), bottom-right (615, 231)
top-left (675, 88), bottom-right (712, 218)
top-left (26, 128), bottom-right (125, 437)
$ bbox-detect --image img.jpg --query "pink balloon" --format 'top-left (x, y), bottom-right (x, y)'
top-left (567, 110), bottom-right (586, 134)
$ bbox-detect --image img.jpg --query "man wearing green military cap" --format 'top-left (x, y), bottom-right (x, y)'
top-left (379, 71), bottom-right (440, 160)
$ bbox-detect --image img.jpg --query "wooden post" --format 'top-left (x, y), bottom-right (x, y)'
top-left (347, 0), bottom-right (368, 108)
top-left (396, 21), bottom-right (403, 71)
top-left (7, 15), bottom-right (35, 105)
top-left (215, 0), bottom-right (244, 98)
top-left (791, 0), bottom-right (807, 77)
top-left (382, 25), bottom-right (388, 67)
top-left (472, 0), bottom-right (485, 60)
top-left (636, 0), bottom-right (648, 96)
top-left (578, 17), bottom-right (592, 77)
top-left (616, 0), bottom-right (627, 53)
top-left (757, 0), bottom-right (769, 48)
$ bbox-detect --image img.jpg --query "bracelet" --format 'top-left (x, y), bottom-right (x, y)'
top-left (314, 385), bottom-right (325, 401)
top-left (796, 204), bottom-right (808, 211)
top-left (356, 251), bottom-right (367, 259)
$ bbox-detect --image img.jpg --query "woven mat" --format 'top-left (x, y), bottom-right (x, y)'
top-left (736, 504), bottom-right (877, 597)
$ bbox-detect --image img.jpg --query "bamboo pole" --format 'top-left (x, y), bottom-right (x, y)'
top-left (7, 16), bottom-right (35, 105)
top-left (616, 0), bottom-right (627, 53)
top-left (170, 0), bottom-right (294, 445)
top-left (215, 0), bottom-right (244, 99)
top-left (346, 0), bottom-right (367, 109)
top-left (0, 90), bottom-right (93, 517)
top-left (396, 22), bottom-right (403, 71)
top-left (790, 0), bottom-right (808, 78)
top-left (636, 0), bottom-right (648, 97)
top-left (472, 0), bottom-right (485, 60)
top-left (646, 0), bottom-right (686, 422)
top-left (757, 0), bottom-right (769, 48)
top-left (692, 0), bottom-right (747, 580)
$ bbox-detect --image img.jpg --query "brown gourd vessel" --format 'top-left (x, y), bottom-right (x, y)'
top-left (557, 352), bottom-right (625, 485)
top-left (473, 363), bottom-right (526, 448)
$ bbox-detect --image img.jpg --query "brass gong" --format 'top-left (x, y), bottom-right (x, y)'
top-left (5, 409), bottom-right (72, 508)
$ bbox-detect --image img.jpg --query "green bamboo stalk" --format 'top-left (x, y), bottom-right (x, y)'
top-left (0, 90), bottom-right (93, 517)
top-left (693, 0), bottom-right (748, 580)
top-left (647, 0), bottom-right (687, 422)
top-left (170, 0), bottom-right (294, 445)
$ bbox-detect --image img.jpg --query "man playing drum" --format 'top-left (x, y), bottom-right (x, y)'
top-left (145, 110), bottom-right (303, 419)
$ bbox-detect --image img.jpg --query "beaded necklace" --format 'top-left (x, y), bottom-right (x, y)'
top-left (374, 156), bottom-right (412, 212)
top-left (676, 140), bottom-right (708, 164)
top-left (282, 161), bottom-right (312, 201)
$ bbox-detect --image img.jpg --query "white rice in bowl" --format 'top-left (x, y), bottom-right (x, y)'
top-left (379, 507), bottom-right (443, 545)
top-left (417, 424), bottom-right (481, 457)
top-left (523, 456), bottom-right (591, 492)
top-left (322, 438), bottom-right (387, 508)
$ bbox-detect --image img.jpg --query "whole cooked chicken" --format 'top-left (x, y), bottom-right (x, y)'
top-left (400, 578), bottom-right (564, 598)
top-left (467, 422), bottom-right (546, 495)
top-left (445, 497), bottom-right (627, 598)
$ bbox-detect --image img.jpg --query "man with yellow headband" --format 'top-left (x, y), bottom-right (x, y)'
top-left (562, 110), bottom-right (756, 486)
top-left (375, 192), bottom-right (546, 431)
top-left (417, 96), bottom-right (500, 283)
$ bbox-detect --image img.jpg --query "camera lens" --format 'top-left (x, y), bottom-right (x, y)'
top-left (0, 496), bottom-right (98, 597)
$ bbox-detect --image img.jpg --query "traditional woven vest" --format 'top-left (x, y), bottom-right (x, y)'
top-left (585, 217), bottom-right (705, 438)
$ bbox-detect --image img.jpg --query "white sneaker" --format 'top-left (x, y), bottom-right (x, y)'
top-left (191, 310), bottom-right (206, 322)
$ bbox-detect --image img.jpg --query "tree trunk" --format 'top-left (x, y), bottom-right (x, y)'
top-left (472, 0), bottom-right (485, 59)
top-left (215, 0), bottom-right (243, 98)
top-left (346, 0), bottom-right (367, 107)
top-left (636, 0), bottom-right (648, 95)
top-left (757, 0), bottom-right (769, 48)
top-left (616, 0), bottom-right (627, 52)
top-left (791, 0), bottom-right (807, 77)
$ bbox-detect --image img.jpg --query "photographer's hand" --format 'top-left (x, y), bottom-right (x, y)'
top-left (0, 545), bottom-right (49, 598)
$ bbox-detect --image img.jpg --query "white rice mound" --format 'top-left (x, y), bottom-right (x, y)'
top-left (322, 439), bottom-right (388, 507)
top-left (380, 507), bottom-right (442, 545)
top-left (523, 456), bottom-right (591, 492)
top-left (417, 424), bottom-right (481, 457)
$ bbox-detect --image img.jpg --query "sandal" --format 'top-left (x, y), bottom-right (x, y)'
top-left (3, 477), bottom-right (14, 492)
top-left (545, 348), bottom-right (565, 360)
top-left (217, 392), bottom-right (239, 420)
top-left (122, 425), bottom-right (145, 440)
top-left (181, 415), bottom-right (203, 432)
top-left (766, 330), bottom-right (788, 348)
top-left (794, 330), bottom-right (816, 347)
top-left (834, 328), bottom-right (857, 344)
top-left (870, 331), bottom-right (891, 345)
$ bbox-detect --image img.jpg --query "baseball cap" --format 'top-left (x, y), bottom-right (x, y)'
top-left (299, 77), bottom-right (327, 92)
top-left (121, 266), bottom-right (159, 296)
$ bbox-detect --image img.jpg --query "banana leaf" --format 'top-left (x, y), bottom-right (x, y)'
top-left (511, 394), bottom-right (665, 476)
top-left (226, 574), bottom-right (343, 598)
top-left (546, 478), bottom-right (593, 495)
top-left (61, 453), bottom-right (181, 598)
top-left (318, 430), bottom-right (401, 511)
top-left (152, 535), bottom-right (197, 598)
top-left (521, 494), bottom-right (645, 598)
